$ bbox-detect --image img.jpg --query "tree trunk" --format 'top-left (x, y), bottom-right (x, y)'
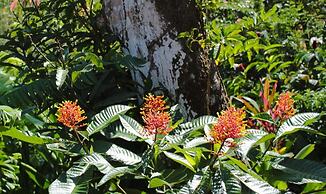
top-left (103, 0), bottom-right (228, 118)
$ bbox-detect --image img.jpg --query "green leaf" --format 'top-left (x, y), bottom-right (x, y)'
top-left (272, 158), bottom-right (326, 183)
top-left (251, 112), bottom-right (274, 123)
top-left (98, 166), bottom-right (131, 186)
top-left (212, 165), bottom-right (242, 194)
top-left (230, 169), bottom-right (280, 194)
top-left (178, 116), bottom-right (217, 134)
top-left (0, 105), bottom-right (21, 124)
top-left (119, 115), bottom-right (154, 144)
top-left (56, 68), bottom-right (68, 89)
top-left (0, 126), bottom-right (44, 144)
top-left (193, 167), bottom-right (212, 194)
top-left (185, 137), bottom-right (210, 149)
top-left (49, 177), bottom-right (89, 194)
top-left (119, 115), bottom-right (144, 137)
top-left (295, 144), bottom-right (315, 159)
top-left (275, 113), bottom-right (321, 140)
top-left (178, 167), bottom-right (211, 194)
top-left (93, 141), bottom-right (141, 165)
top-left (86, 105), bottom-right (133, 136)
top-left (163, 151), bottom-right (195, 172)
top-left (212, 168), bottom-right (227, 194)
top-left (238, 129), bottom-right (271, 156)
top-left (149, 177), bottom-right (171, 188)
top-left (282, 113), bottom-right (320, 126)
top-left (49, 153), bottom-right (113, 194)
top-left (101, 121), bottom-right (137, 141)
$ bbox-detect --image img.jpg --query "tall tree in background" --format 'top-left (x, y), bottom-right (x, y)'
top-left (103, 0), bottom-right (228, 118)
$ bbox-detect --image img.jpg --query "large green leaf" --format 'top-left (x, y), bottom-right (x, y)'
top-left (230, 169), bottom-right (280, 194)
top-left (178, 167), bottom-right (210, 194)
top-left (184, 137), bottom-right (210, 149)
top-left (238, 129), bottom-right (270, 156)
top-left (163, 151), bottom-right (195, 172)
top-left (193, 167), bottom-right (212, 194)
top-left (49, 153), bottom-right (112, 194)
top-left (93, 141), bottom-right (141, 165)
top-left (101, 121), bottom-right (137, 141)
top-left (212, 166), bottom-right (242, 194)
top-left (275, 113), bottom-right (321, 140)
top-left (0, 126), bottom-right (45, 144)
top-left (49, 177), bottom-right (89, 194)
top-left (178, 116), bottom-right (217, 134)
top-left (272, 158), bottom-right (326, 183)
top-left (86, 105), bottom-right (132, 136)
top-left (119, 115), bottom-right (153, 144)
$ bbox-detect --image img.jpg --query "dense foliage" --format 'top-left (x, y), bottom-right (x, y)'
top-left (0, 0), bottom-right (325, 193)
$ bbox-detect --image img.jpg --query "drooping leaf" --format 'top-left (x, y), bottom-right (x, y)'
top-left (193, 167), bottom-right (212, 194)
top-left (212, 168), bottom-right (227, 194)
top-left (87, 105), bottom-right (133, 136)
top-left (178, 167), bottom-right (212, 194)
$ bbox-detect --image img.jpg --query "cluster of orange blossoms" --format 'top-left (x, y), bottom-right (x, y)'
top-left (210, 107), bottom-right (246, 144)
top-left (272, 92), bottom-right (295, 121)
top-left (56, 100), bottom-right (87, 129)
top-left (141, 94), bottom-right (172, 135)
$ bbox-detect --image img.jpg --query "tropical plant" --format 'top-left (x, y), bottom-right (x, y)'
top-left (48, 92), bottom-right (325, 193)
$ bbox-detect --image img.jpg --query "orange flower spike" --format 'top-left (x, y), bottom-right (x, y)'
top-left (57, 100), bottom-right (87, 129)
top-left (141, 94), bottom-right (172, 135)
top-left (143, 111), bottom-right (172, 135)
top-left (272, 92), bottom-right (295, 121)
top-left (210, 107), bottom-right (246, 144)
top-left (141, 94), bottom-right (168, 113)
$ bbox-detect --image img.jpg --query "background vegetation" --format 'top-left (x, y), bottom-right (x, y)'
top-left (0, 0), bottom-right (325, 193)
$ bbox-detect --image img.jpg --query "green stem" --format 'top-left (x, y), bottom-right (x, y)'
top-left (209, 140), bottom-right (225, 170)
top-left (73, 128), bottom-right (90, 155)
top-left (251, 141), bottom-right (272, 170)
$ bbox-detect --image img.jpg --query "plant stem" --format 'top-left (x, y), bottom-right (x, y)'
top-left (73, 128), bottom-right (90, 155)
top-left (209, 140), bottom-right (225, 170)
top-left (251, 141), bottom-right (272, 170)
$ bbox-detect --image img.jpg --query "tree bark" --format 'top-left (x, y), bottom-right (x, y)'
top-left (103, 0), bottom-right (228, 118)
